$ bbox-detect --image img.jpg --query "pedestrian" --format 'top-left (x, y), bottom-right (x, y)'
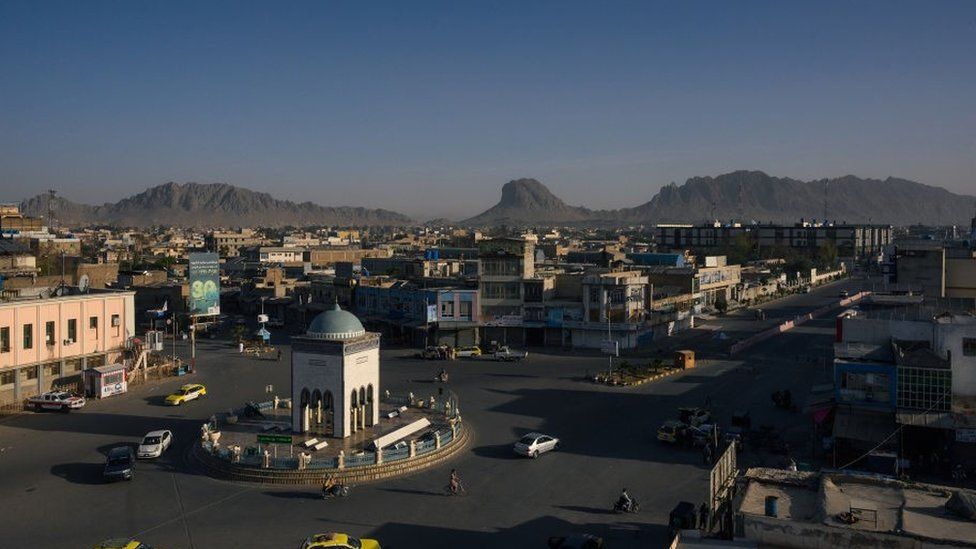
top-left (238, 341), bottom-right (244, 354)
top-left (277, 349), bottom-right (282, 362)
top-left (699, 502), bottom-right (709, 532)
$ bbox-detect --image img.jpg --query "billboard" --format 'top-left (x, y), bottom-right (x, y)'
top-left (188, 252), bottom-right (220, 316)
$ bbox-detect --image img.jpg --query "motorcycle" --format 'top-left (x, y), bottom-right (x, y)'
top-left (321, 484), bottom-right (350, 498)
top-left (612, 498), bottom-right (641, 513)
top-left (434, 371), bottom-right (449, 383)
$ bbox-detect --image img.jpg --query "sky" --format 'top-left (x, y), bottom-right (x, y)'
top-left (1, 1), bottom-right (975, 220)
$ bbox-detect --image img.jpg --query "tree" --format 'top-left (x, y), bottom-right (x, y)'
top-left (816, 242), bottom-right (839, 269)
top-left (232, 324), bottom-right (246, 343)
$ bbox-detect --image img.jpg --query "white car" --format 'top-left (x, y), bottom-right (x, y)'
top-left (514, 432), bottom-right (560, 458)
top-left (137, 430), bottom-right (173, 459)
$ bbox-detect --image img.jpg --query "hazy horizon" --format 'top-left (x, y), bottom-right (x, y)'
top-left (2, 1), bottom-right (975, 220)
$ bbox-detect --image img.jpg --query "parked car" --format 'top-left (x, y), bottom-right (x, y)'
top-left (418, 345), bottom-right (449, 360)
top-left (165, 383), bottom-right (206, 405)
top-left (137, 430), bottom-right (173, 459)
top-left (301, 533), bottom-right (380, 549)
top-left (839, 290), bottom-right (850, 298)
top-left (513, 432), bottom-right (560, 458)
top-left (493, 346), bottom-right (528, 362)
top-left (657, 420), bottom-right (687, 443)
top-left (455, 345), bottom-right (482, 357)
top-left (28, 390), bottom-right (85, 412)
top-left (678, 407), bottom-right (711, 427)
top-left (103, 446), bottom-right (135, 481)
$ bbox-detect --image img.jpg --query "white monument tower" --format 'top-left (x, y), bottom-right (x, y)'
top-left (291, 303), bottom-right (380, 438)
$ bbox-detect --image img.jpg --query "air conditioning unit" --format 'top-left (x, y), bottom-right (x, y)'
top-left (111, 317), bottom-right (121, 327)
top-left (63, 339), bottom-right (74, 346)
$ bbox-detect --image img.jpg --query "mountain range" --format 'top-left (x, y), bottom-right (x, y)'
top-left (20, 182), bottom-right (413, 227)
top-left (16, 171), bottom-right (975, 228)
top-left (461, 171), bottom-right (976, 226)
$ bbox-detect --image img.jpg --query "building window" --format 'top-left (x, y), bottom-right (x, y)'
top-left (440, 301), bottom-right (455, 318)
top-left (0, 370), bottom-right (13, 386)
top-left (964, 338), bottom-right (976, 357)
top-left (90, 316), bottom-right (98, 339)
top-left (46, 321), bottom-right (55, 346)
top-left (67, 319), bottom-right (77, 342)
top-left (23, 324), bottom-right (32, 350)
top-left (23, 365), bottom-right (38, 381)
top-left (0, 327), bottom-right (9, 353)
top-left (46, 363), bottom-right (60, 378)
top-left (459, 300), bottom-right (472, 320)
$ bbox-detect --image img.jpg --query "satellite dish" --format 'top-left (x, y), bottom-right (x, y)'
top-left (78, 274), bottom-right (90, 293)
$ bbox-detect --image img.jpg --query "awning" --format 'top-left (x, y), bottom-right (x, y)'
top-left (897, 411), bottom-right (955, 430)
top-left (833, 408), bottom-right (895, 444)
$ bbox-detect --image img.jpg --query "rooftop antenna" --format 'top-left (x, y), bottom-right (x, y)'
top-left (823, 181), bottom-right (829, 224)
top-left (47, 189), bottom-right (58, 232)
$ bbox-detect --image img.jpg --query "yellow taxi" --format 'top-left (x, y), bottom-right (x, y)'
top-left (165, 383), bottom-right (207, 406)
top-left (94, 540), bottom-right (156, 549)
top-left (456, 345), bottom-right (482, 357)
top-left (301, 533), bottom-right (381, 549)
top-left (656, 420), bottom-right (686, 444)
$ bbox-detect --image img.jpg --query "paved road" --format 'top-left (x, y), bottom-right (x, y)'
top-left (0, 278), bottom-right (862, 548)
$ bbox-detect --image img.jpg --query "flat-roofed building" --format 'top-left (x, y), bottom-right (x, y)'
top-left (0, 287), bottom-right (136, 406)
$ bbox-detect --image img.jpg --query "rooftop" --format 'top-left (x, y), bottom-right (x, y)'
top-left (739, 468), bottom-right (976, 547)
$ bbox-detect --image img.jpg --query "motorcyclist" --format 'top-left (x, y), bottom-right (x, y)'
top-left (438, 368), bottom-right (448, 382)
top-left (322, 473), bottom-right (338, 497)
top-left (616, 488), bottom-right (633, 512)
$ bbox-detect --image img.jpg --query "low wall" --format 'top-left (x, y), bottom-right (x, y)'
top-left (191, 420), bottom-right (470, 485)
top-left (742, 514), bottom-right (960, 549)
top-left (729, 292), bottom-right (870, 356)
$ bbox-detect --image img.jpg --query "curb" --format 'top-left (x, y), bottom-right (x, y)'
top-left (190, 424), bottom-right (472, 486)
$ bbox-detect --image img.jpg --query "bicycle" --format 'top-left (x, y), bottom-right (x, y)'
top-left (444, 481), bottom-right (467, 496)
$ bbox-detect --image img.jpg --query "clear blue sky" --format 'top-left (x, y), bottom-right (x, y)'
top-left (2, 1), bottom-right (974, 220)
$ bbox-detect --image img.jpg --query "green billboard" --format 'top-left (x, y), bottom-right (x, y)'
top-left (188, 252), bottom-right (220, 316)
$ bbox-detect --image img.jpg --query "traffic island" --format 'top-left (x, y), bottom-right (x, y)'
top-left (189, 396), bottom-right (471, 485)
top-left (591, 359), bottom-right (682, 387)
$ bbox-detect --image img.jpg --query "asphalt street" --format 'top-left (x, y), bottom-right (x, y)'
top-left (0, 278), bottom-right (862, 549)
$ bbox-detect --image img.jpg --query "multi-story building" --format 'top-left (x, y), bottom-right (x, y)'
top-left (890, 241), bottom-right (976, 300)
top-left (656, 221), bottom-right (893, 260)
top-left (0, 205), bottom-right (44, 234)
top-left (0, 287), bottom-right (136, 406)
top-left (0, 240), bottom-right (37, 277)
top-left (206, 229), bottom-right (265, 257)
top-left (836, 308), bottom-right (976, 470)
top-left (562, 270), bottom-right (650, 349)
top-left (478, 238), bottom-right (534, 344)
top-left (641, 256), bottom-right (740, 309)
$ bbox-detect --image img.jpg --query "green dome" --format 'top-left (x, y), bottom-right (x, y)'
top-left (306, 303), bottom-right (366, 340)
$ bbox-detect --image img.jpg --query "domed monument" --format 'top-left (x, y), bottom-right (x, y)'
top-left (291, 303), bottom-right (380, 438)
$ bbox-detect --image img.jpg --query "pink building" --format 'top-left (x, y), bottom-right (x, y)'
top-left (0, 288), bottom-right (135, 406)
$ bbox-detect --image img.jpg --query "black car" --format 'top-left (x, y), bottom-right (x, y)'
top-left (104, 446), bottom-right (135, 481)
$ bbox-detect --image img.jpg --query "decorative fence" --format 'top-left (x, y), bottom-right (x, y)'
top-left (202, 391), bottom-right (464, 472)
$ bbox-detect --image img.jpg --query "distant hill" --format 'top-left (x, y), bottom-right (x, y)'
top-left (463, 171), bottom-right (976, 226)
top-left (20, 182), bottom-right (414, 228)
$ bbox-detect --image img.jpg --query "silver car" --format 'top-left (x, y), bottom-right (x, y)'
top-left (514, 432), bottom-right (560, 458)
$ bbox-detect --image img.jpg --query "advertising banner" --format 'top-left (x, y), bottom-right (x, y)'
top-left (188, 252), bottom-right (221, 316)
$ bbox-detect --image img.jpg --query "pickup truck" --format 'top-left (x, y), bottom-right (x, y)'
top-left (28, 391), bottom-right (86, 412)
top-left (492, 346), bottom-right (528, 362)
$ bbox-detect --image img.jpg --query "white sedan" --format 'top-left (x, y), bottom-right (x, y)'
top-left (514, 432), bottom-right (560, 458)
top-left (137, 430), bottom-right (173, 459)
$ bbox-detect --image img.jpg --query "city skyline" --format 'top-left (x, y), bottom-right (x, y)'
top-left (2, 1), bottom-right (975, 219)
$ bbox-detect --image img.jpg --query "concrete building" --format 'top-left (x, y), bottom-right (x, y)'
top-left (0, 287), bottom-right (136, 406)
top-left (838, 310), bottom-right (976, 469)
top-left (479, 238), bottom-right (535, 344)
top-left (566, 270), bottom-right (650, 350)
top-left (657, 222), bottom-right (893, 260)
top-left (891, 241), bottom-right (976, 300)
top-left (0, 239), bottom-right (37, 276)
top-left (243, 246), bottom-right (309, 265)
top-left (291, 304), bottom-right (379, 438)
top-left (206, 229), bottom-right (265, 257)
top-left (308, 247), bottom-right (392, 268)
